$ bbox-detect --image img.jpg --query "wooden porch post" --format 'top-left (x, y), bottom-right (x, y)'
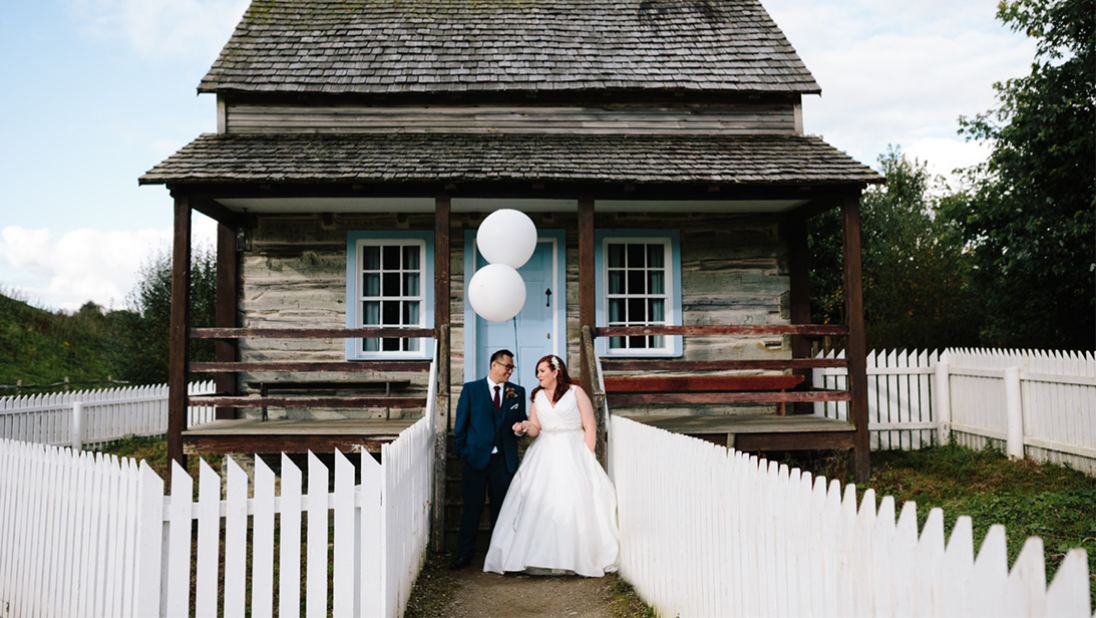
top-left (786, 214), bottom-right (813, 414)
top-left (842, 192), bottom-right (871, 481)
top-left (432, 194), bottom-right (451, 552)
top-left (578, 197), bottom-right (595, 394)
top-left (167, 195), bottom-right (193, 472)
top-left (214, 214), bottom-right (238, 420)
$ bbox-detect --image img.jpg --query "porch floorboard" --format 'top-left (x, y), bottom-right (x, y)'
top-left (620, 413), bottom-right (855, 452)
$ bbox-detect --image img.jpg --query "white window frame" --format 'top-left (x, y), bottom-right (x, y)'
top-left (345, 231), bottom-right (434, 360)
top-left (595, 230), bottom-right (683, 358)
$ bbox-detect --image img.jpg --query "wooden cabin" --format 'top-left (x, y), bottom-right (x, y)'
top-left (141, 0), bottom-right (882, 539)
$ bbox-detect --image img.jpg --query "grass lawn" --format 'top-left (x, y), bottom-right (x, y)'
top-left (96, 437), bottom-right (1094, 609)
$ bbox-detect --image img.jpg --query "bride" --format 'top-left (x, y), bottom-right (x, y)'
top-left (483, 354), bottom-right (620, 577)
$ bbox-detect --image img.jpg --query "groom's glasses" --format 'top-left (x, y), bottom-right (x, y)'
top-left (494, 362), bottom-right (515, 372)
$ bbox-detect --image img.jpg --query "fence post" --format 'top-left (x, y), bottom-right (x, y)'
top-left (1004, 367), bottom-right (1024, 459)
top-left (72, 402), bottom-right (83, 451)
top-left (934, 362), bottom-right (951, 445)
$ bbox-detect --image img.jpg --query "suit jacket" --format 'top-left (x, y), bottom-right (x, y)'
top-left (453, 378), bottom-right (527, 472)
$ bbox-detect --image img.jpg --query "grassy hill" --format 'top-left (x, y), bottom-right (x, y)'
top-left (0, 291), bottom-right (115, 392)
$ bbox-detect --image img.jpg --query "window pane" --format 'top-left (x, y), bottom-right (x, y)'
top-left (362, 301), bottom-right (380, 325)
top-left (405, 337), bottom-right (421, 352)
top-left (609, 298), bottom-right (624, 323)
top-left (647, 245), bottom-right (664, 268)
top-left (651, 335), bottom-right (665, 349)
top-left (608, 271), bottom-right (624, 294)
top-left (363, 246), bottom-right (381, 270)
top-left (363, 338), bottom-right (380, 352)
top-left (608, 244), bottom-right (625, 268)
top-left (626, 244), bottom-right (645, 268)
top-left (628, 335), bottom-right (646, 348)
top-left (648, 271), bottom-right (664, 295)
top-left (403, 245), bottom-right (420, 270)
top-left (382, 273), bottom-right (400, 296)
top-left (403, 273), bottom-right (420, 296)
top-left (628, 298), bottom-right (645, 322)
top-left (382, 338), bottom-right (400, 351)
top-left (382, 300), bottom-right (399, 325)
top-left (648, 299), bottom-right (665, 322)
top-left (403, 300), bottom-right (420, 325)
top-left (363, 273), bottom-right (380, 297)
top-left (609, 336), bottom-right (624, 349)
top-left (382, 245), bottom-right (399, 270)
top-left (627, 270), bottom-right (645, 295)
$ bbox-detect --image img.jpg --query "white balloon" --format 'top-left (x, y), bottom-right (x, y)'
top-left (467, 264), bottom-right (527, 322)
top-left (477, 209), bottom-right (538, 269)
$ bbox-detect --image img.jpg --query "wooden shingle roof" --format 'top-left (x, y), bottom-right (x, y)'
top-left (139, 133), bottom-right (880, 186)
top-left (199, 0), bottom-right (821, 96)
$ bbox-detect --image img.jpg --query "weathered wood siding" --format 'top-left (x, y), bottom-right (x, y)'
top-left (238, 210), bottom-right (791, 420)
top-left (224, 103), bottom-right (799, 135)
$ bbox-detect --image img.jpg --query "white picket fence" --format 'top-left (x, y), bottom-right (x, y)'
top-left (0, 347), bottom-right (438, 618)
top-left (611, 415), bottom-right (1094, 618)
top-left (0, 381), bottom-right (216, 449)
top-left (0, 417), bottom-right (433, 617)
top-left (812, 348), bottom-right (1096, 474)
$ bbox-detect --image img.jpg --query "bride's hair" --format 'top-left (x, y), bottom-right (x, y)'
top-left (530, 354), bottom-right (572, 404)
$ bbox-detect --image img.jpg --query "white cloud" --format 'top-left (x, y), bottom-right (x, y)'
top-left (764, 0), bottom-right (1035, 172)
top-left (0, 218), bottom-right (216, 312)
top-left (905, 137), bottom-right (992, 183)
top-left (69, 0), bottom-right (249, 60)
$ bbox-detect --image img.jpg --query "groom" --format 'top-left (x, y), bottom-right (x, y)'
top-left (450, 349), bottom-right (528, 569)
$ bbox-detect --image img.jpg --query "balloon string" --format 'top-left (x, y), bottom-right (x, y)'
top-left (512, 316), bottom-right (519, 381)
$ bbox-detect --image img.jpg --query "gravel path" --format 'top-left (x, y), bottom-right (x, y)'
top-left (406, 553), bottom-right (652, 618)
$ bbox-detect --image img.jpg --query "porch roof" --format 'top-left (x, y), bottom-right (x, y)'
top-left (198, 0), bottom-right (820, 96)
top-left (139, 133), bottom-right (882, 187)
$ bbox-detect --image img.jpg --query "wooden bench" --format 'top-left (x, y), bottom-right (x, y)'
top-left (603, 375), bottom-right (809, 414)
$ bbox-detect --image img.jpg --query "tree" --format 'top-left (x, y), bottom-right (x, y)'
top-left (942, 0), bottom-right (1095, 349)
top-left (107, 246), bottom-right (217, 384)
top-left (808, 147), bottom-right (982, 351)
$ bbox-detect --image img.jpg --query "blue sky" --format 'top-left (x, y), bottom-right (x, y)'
top-left (0, 0), bottom-right (1034, 311)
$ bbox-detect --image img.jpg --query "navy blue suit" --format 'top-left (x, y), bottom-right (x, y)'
top-left (452, 378), bottom-right (527, 559)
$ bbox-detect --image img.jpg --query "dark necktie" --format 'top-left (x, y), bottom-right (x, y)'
top-left (493, 385), bottom-right (501, 411)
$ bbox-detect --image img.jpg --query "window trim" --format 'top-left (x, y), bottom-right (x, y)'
top-left (594, 229), bottom-right (683, 358)
top-left (345, 231), bottom-right (435, 360)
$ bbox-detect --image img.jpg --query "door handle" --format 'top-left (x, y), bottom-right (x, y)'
top-left (545, 287), bottom-right (552, 307)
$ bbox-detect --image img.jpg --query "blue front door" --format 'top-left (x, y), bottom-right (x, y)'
top-left (465, 230), bottom-right (565, 387)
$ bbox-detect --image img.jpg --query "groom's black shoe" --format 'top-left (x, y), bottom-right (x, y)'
top-left (449, 554), bottom-right (473, 570)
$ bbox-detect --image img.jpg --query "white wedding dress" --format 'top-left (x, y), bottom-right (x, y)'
top-left (483, 385), bottom-right (620, 577)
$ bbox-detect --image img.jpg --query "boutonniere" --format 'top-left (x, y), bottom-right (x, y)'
top-left (504, 387), bottom-right (517, 400)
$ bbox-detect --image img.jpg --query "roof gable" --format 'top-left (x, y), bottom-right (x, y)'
top-left (200, 0), bottom-right (821, 96)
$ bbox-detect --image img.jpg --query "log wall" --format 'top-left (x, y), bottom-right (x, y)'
top-left (237, 210), bottom-right (792, 420)
top-left (224, 103), bottom-right (799, 136)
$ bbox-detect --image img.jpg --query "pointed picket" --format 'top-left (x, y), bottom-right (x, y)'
top-left (1045, 549), bottom-right (1092, 617)
top-left (279, 454), bottom-right (303, 618)
top-left (939, 516), bottom-right (974, 616)
top-left (892, 501), bottom-right (918, 616)
top-left (970, 525), bottom-right (1009, 616)
top-left (132, 461), bottom-right (164, 618)
top-left (165, 461), bottom-right (193, 618)
top-left (333, 450), bottom-right (356, 618)
top-left (252, 456), bottom-right (276, 618)
top-left (1005, 537), bottom-right (1047, 618)
top-left (195, 459), bottom-right (221, 618)
top-left (224, 457), bottom-right (249, 617)
top-left (851, 488), bottom-right (876, 618)
top-left (913, 508), bottom-right (945, 616)
top-left (306, 451), bottom-right (329, 618)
